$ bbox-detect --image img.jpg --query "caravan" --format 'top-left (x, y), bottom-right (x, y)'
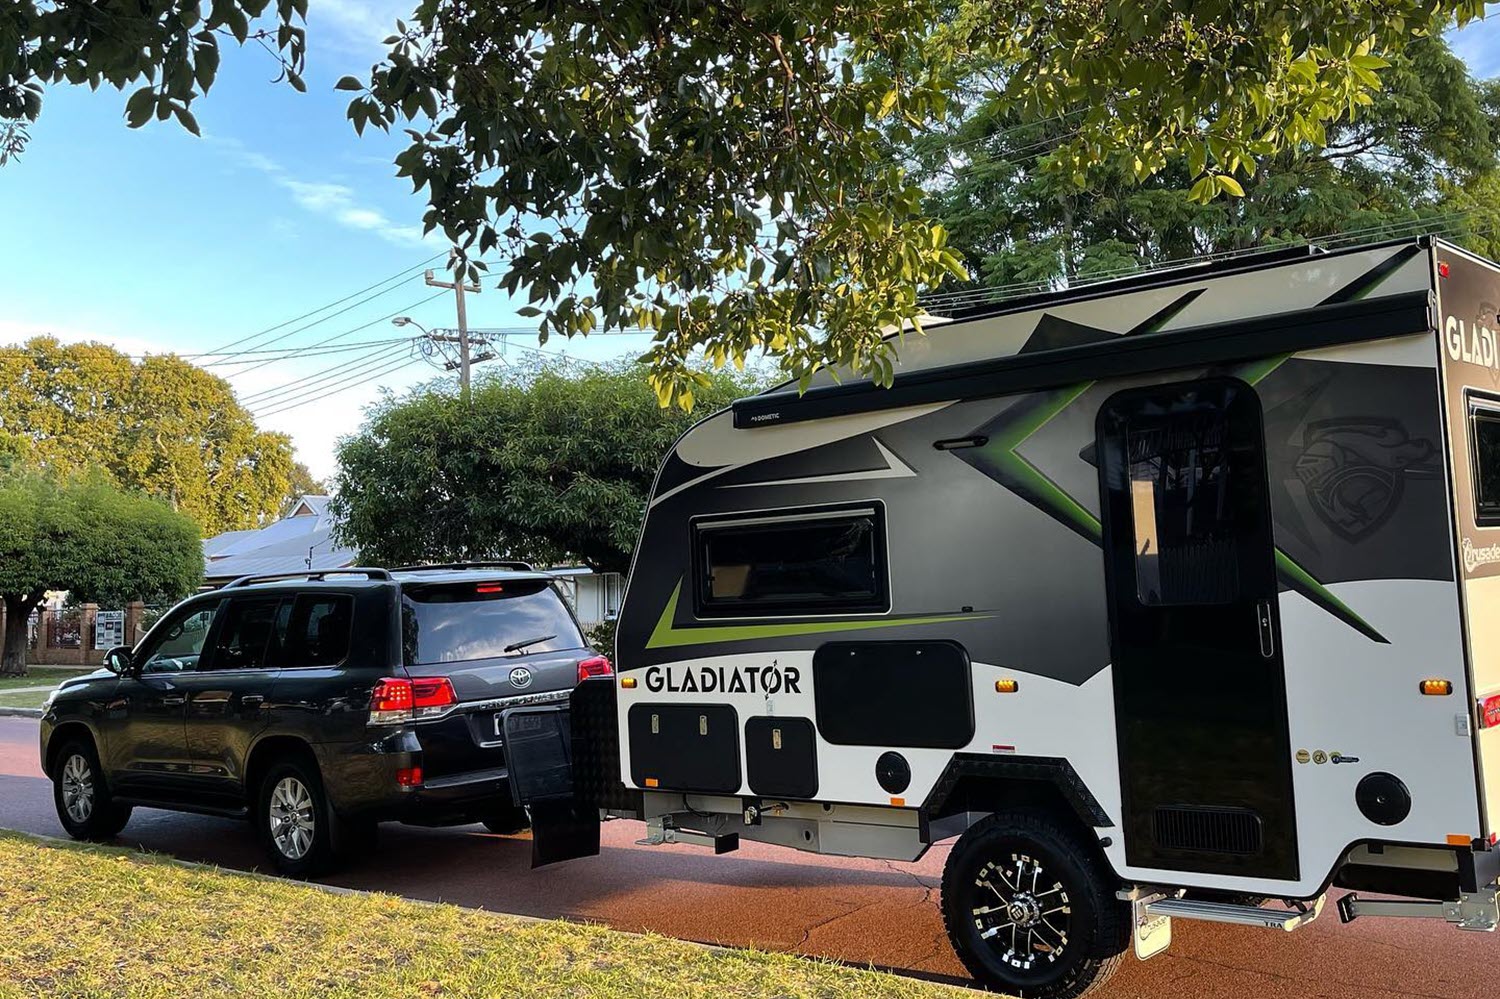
top-left (507, 237), bottom-right (1500, 997)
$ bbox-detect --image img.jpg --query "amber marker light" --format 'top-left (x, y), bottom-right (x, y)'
top-left (995, 678), bottom-right (1019, 694)
top-left (620, 676), bottom-right (637, 689)
top-left (1420, 679), bottom-right (1454, 696)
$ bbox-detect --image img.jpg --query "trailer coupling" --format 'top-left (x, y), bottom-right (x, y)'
top-left (1337, 885), bottom-right (1500, 931)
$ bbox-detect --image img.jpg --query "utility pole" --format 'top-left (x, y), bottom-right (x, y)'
top-left (425, 266), bottom-right (482, 397)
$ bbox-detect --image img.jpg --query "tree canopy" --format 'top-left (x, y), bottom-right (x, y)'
top-left (0, 337), bottom-right (296, 536)
top-left (330, 362), bottom-right (758, 572)
top-left (0, 471), bottom-right (203, 675)
top-left (911, 33), bottom-right (1500, 295)
top-left (2, 1), bottom-right (1489, 405)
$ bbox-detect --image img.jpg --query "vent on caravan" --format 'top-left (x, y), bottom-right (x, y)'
top-left (1153, 805), bottom-right (1264, 856)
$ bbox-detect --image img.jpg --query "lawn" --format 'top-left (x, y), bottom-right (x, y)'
top-left (0, 668), bottom-right (91, 693)
top-left (0, 831), bottom-right (976, 999)
top-left (0, 689), bottom-right (54, 710)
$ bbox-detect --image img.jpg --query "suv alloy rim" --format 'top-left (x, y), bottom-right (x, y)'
top-left (269, 776), bottom-right (316, 859)
top-left (972, 851), bottom-right (1072, 973)
top-left (61, 753), bottom-right (94, 823)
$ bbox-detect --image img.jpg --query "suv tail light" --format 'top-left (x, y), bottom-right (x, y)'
top-left (369, 676), bottom-right (457, 725)
top-left (577, 655), bottom-right (612, 682)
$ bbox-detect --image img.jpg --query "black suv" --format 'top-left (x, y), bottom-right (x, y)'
top-left (38, 564), bottom-right (609, 874)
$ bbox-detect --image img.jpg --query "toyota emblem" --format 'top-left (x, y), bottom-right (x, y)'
top-left (508, 666), bottom-right (533, 689)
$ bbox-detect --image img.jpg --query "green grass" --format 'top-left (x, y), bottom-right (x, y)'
top-left (0, 831), bottom-right (975, 999)
top-left (0, 689), bottom-right (55, 710)
top-left (0, 668), bottom-right (90, 693)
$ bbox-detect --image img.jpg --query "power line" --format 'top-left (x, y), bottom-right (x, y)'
top-left (253, 352), bottom-right (428, 419)
top-left (240, 340), bottom-right (418, 406)
top-left (224, 290), bottom-right (448, 381)
top-left (202, 336), bottom-right (417, 367)
top-left (190, 251), bottom-right (447, 360)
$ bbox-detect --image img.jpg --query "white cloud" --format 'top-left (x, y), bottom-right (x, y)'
top-left (209, 137), bottom-right (427, 247)
top-left (308, 0), bottom-right (414, 57)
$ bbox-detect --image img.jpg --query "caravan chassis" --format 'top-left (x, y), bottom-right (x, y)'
top-left (507, 238), bottom-right (1500, 999)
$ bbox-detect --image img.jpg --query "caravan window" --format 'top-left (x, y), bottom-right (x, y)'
top-left (1471, 398), bottom-right (1500, 526)
top-left (1126, 416), bottom-right (1244, 606)
top-left (693, 506), bottom-right (887, 616)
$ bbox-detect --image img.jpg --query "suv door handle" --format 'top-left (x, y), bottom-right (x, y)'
top-left (242, 695), bottom-right (264, 707)
top-left (162, 695), bottom-right (186, 706)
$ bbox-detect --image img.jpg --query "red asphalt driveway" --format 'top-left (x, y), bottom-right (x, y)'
top-left (1, 717), bottom-right (1493, 997)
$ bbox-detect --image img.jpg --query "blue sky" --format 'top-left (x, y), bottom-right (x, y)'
top-left (1, 5), bottom-right (1497, 481)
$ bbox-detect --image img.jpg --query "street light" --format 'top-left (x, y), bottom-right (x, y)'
top-left (392, 316), bottom-right (430, 336)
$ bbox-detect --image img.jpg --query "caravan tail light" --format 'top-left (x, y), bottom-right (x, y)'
top-left (578, 655), bottom-right (613, 682)
top-left (370, 677), bottom-right (456, 725)
top-left (1420, 679), bottom-right (1453, 696)
top-left (1480, 695), bottom-right (1500, 730)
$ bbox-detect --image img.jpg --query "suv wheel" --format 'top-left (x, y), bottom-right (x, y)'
top-left (257, 757), bottom-right (341, 876)
top-left (52, 739), bottom-right (132, 841)
top-left (941, 810), bottom-right (1128, 999)
top-left (481, 806), bottom-right (530, 835)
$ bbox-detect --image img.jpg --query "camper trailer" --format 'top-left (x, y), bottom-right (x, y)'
top-left (506, 237), bottom-right (1500, 998)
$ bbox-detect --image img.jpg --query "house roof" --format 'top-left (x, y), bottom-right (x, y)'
top-left (202, 496), bottom-right (357, 584)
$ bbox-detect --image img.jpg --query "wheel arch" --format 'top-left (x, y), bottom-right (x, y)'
top-left (244, 734), bottom-right (320, 806)
top-left (920, 754), bottom-right (1115, 864)
top-left (43, 720), bottom-right (99, 781)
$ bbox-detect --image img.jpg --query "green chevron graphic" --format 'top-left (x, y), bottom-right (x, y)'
top-left (646, 582), bottom-right (993, 650)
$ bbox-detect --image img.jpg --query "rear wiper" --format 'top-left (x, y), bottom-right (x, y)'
top-left (503, 634), bottom-right (556, 654)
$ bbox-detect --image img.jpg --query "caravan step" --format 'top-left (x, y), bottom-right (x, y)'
top-left (1143, 894), bottom-right (1325, 931)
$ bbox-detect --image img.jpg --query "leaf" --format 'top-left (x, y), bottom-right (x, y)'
top-left (334, 75), bottom-right (365, 92)
top-left (173, 106), bottom-right (202, 137)
top-left (124, 87), bottom-right (155, 128)
top-left (1215, 174), bottom-right (1245, 197)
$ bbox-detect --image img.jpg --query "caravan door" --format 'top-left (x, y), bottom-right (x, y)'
top-left (1097, 378), bottom-right (1298, 882)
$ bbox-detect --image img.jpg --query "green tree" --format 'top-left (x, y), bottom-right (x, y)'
top-left (330, 362), bottom-right (757, 572)
top-left (340, 0), bottom-right (1487, 405)
top-left (912, 34), bottom-right (1500, 293)
top-left (0, 471), bottom-right (203, 676)
top-left (0, 337), bottom-right (295, 536)
top-left (4, 1), bottom-right (1487, 404)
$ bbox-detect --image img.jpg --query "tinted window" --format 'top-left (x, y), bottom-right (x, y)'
top-left (208, 599), bottom-right (284, 670)
top-left (284, 595), bottom-right (353, 667)
top-left (137, 603), bottom-right (221, 674)
top-left (694, 507), bottom-right (886, 616)
top-left (1127, 416), bottom-right (1243, 606)
top-left (1472, 401), bottom-right (1500, 526)
top-left (402, 581), bottom-right (583, 665)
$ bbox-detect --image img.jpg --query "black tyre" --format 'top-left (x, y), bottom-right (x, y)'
top-left (941, 810), bottom-right (1129, 999)
top-left (256, 757), bottom-right (343, 876)
top-left (51, 739), bottom-right (132, 841)
top-left (481, 806), bottom-right (530, 835)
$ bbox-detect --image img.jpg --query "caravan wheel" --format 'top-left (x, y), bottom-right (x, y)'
top-left (941, 810), bottom-right (1128, 999)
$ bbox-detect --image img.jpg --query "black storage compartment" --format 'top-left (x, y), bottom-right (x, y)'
top-left (814, 640), bottom-right (974, 749)
top-left (745, 716), bottom-right (818, 798)
top-left (628, 703), bottom-right (741, 793)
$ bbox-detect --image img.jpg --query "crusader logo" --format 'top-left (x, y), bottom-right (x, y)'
top-left (1294, 419), bottom-right (1438, 542)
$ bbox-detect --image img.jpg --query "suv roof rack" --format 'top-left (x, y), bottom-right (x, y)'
top-left (223, 568), bottom-right (393, 589)
top-left (390, 561), bottom-right (537, 573)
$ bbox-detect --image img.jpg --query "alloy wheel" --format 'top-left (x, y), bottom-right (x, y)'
top-left (61, 753), bottom-right (94, 824)
top-left (269, 775), bottom-right (316, 860)
top-left (971, 851), bottom-right (1073, 973)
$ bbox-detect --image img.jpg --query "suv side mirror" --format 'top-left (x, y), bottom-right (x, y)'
top-left (102, 646), bottom-right (134, 675)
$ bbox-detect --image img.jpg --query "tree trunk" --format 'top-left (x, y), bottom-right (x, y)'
top-left (1, 594), bottom-right (31, 678)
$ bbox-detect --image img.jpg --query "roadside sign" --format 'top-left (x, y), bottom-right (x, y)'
top-left (94, 610), bottom-right (125, 650)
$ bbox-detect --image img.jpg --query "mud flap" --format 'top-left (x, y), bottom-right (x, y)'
top-left (502, 706), bottom-right (600, 867)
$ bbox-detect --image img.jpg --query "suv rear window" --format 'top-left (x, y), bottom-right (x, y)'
top-left (401, 580), bottom-right (584, 665)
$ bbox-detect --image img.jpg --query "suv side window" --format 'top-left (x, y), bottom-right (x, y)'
top-left (207, 598), bottom-right (285, 671)
top-left (136, 602), bottom-right (222, 674)
top-left (283, 595), bottom-right (353, 668)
